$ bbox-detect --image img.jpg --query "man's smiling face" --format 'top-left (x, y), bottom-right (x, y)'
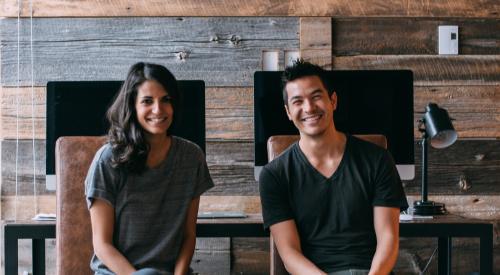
top-left (284, 75), bottom-right (337, 138)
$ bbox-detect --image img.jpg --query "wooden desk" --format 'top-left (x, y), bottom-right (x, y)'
top-left (3, 214), bottom-right (493, 275)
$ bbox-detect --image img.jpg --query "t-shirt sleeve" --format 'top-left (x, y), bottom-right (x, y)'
top-left (372, 150), bottom-right (409, 211)
top-left (259, 166), bottom-right (294, 229)
top-left (192, 150), bottom-right (214, 198)
top-left (84, 147), bottom-right (120, 209)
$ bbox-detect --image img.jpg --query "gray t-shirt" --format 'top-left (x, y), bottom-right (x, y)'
top-left (85, 136), bottom-right (214, 275)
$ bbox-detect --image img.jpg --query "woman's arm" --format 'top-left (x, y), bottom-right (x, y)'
top-left (90, 199), bottom-right (136, 275)
top-left (174, 197), bottom-right (200, 275)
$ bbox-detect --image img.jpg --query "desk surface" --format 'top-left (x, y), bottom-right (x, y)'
top-left (3, 213), bottom-right (493, 237)
top-left (4, 214), bottom-right (494, 275)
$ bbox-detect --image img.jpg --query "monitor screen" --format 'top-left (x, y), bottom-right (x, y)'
top-left (254, 70), bottom-right (414, 180)
top-left (46, 80), bottom-right (205, 190)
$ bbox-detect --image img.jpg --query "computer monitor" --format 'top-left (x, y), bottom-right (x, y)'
top-left (254, 70), bottom-right (415, 181)
top-left (46, 80), bottom-right (205, 190)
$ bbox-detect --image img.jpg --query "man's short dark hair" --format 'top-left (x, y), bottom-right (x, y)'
top-left (281, 59), bottom-right (331, 104)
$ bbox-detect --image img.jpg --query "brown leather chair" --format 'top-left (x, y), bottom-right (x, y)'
top-left (266, 134), bottom-right (387, 275)
top-left (56, 136), bottom-right (107, 275)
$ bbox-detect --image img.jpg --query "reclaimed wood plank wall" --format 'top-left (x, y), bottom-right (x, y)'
top-left (0, 0), bottom-right (499, 274)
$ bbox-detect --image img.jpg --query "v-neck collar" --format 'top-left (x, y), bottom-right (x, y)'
top-left (294, 135), bottom-right (350, 181)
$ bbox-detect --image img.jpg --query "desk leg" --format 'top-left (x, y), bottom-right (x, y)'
top-left (480, 232), bottom-right (493, 275)
top-left (438, 237), bottom-right (452, 275)
top-left (33, 239), bottom-right (45, 275)
top-left (4, 227), bottom-right (18, 275)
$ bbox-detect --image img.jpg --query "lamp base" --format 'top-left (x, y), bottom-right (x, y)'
top-left (413, 201), bottom-right (446, 215)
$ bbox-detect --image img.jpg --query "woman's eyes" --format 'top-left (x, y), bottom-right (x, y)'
top-left (140, 97), bottom-right (171, 104)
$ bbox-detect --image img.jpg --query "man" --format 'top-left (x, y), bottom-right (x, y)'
top-left (259, 60), bottom-right (408, 275)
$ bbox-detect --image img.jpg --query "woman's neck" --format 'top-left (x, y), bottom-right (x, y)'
top-left (145, 134), bottom-right (172, 168)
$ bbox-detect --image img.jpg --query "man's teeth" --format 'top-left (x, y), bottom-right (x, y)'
top-left (303, 115), bottom-right (321, 121)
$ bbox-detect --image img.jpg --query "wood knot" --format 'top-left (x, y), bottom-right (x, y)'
top-left (230, 35), bottom-right (241, 46)
top-left (474, 154), bottom-right (485, 161)
top-left (175, 51), bottom-right (189, 61)
top-left (472, 198), bottom-right (482, 203)
top-left (209, 35), bottom-right (219, 42)
top-left (458, 175), bottom-right (471, 191)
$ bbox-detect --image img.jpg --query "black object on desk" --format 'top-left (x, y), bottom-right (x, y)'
top-left (3, 215), bottom-right (493, 275)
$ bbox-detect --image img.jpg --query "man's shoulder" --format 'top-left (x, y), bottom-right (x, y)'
top-left (263, 142), bottom-right (298, 172)
top-left (349, 135), bottom-right (387, 157)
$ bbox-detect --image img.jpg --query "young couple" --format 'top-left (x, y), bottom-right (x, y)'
top-left (86, 60), bottom-right (407, 275)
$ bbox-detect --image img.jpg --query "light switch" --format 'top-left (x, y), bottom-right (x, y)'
top-left (438, 26), bottom-right (459, 55)
top-left (261, 50), bottom-right (279, 71)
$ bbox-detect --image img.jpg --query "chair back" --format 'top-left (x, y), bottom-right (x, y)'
top-left (266, 134), bottom-right (387, 275)
top-left (56, 136), bottom-right (107, 275)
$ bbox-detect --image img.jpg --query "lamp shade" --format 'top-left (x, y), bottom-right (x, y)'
top-left (423, 103), bottom-right (457, 149)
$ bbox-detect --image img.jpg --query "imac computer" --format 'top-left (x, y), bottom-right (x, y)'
top-left (254, 70), bottom-right (415, 181)
top-left (46, 80), bottom-right (205, 190)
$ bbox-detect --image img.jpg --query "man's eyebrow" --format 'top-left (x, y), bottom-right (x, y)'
top-left (310, 89), bottom-right (323, 95)
top-left (289, 95), bottom-right (303, 101)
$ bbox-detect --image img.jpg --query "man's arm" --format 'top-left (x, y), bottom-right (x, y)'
top-left (369, 206), bottom-right (400, 275)
top-left (90, 199), bottom-right (136, 275)
top-left (270, 220), bottom-right (326, 275)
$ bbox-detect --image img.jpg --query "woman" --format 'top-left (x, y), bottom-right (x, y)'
top-left (85, 62), bottom-right (213, 275)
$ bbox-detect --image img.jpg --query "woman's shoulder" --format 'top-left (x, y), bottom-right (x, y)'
top-left (91, 143), bottom-right (114, 166)
top-left (172, 136), bottom-right (204, 155)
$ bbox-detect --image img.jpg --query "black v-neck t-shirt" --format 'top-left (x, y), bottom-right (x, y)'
top-left (259, 135), bottom-right (408, 272)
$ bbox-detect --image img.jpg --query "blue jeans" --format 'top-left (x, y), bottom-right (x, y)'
top-left (328, 269), bottom-right (370, 275)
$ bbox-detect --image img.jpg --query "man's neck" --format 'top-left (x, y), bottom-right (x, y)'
top-left (298, 127), bottom-right (347, 178)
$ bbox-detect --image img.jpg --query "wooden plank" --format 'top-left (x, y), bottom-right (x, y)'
top-left (1, 139), bottom-right (48, 196)
top-left (206, 141), bottom-right (258, 195)
top-left (3, 86), bottom-right (498, 140)
top-left (300, 17), bottom-right (332, 70)
top-left (206, 87), bottom-right (253, 140)
top-left (192, 238), bottom-right (230, 275)
top-left (0, 17), bottom-right (298, 86)
top-left (406, 195), bottom-right (500, 220)
top-left (414, 85), bottom-right (500, 114)
top-left (1, 87), bottom-right (254, 140)
top-left (397, 236), bottom-right (500, 274)
top-left (2, 139), bottom-right (498, 195)
top-left (332, 18), bottom-right (500, 55)
top-left (332, 55), bottom-right (500, 86)
top-left (232, 238), bottom-right (270, 275)
top-left (199, 196), bottom-right (261, 214)
top-left (1, 194), bottom-right (55, 220)
top-left (1, 86), bottom-right (45, 139)
top-left (404, 140), bottom-right (500, 195)
top-left (1, 0), bottom-right (499, 17)
top-left (413, 85), bottom-right (500, 138)
top-left (0, 139), bottom-right (260, 196)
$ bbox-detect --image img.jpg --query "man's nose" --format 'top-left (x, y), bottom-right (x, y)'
top-left (303, 99), bottom-right (315, 113)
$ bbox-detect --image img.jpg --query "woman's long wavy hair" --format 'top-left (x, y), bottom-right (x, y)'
top-left (107, 62), bottom-right (179, 173)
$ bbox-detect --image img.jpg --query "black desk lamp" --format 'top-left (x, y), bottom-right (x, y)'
top-left (413, 103), bottom-right (457, 215)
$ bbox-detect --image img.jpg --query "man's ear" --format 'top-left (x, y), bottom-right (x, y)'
top-left (330, 91), bottom-right (337, 110)
top-left (284, 104), bottom-right (292, 121)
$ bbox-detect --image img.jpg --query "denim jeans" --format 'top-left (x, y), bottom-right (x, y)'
top-left (328, 269), bottom-right (370, 275)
